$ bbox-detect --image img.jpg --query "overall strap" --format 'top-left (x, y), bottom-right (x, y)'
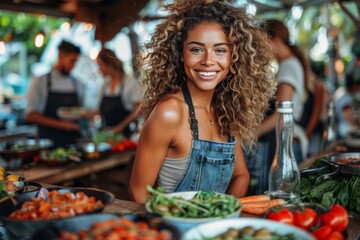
top-left (181, 83), bottom-right (199, 139)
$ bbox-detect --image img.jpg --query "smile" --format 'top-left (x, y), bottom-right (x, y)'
top-left (197, 71), bottom-right (218, 77)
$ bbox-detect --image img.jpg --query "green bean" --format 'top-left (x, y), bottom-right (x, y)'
top-left (146, 186), bottom-right (241, 218)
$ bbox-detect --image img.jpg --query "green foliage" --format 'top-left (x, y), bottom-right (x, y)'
top-left (0, 10), bottom-right (68, 59)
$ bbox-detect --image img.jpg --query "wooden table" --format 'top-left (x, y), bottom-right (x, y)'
top-left (12, 150), bottom-right (135, 184)
top-left (104, 199), bottom-right (360, 239)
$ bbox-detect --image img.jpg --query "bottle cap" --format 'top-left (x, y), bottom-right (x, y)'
top-left (276, 101), bottom-right (293, 113)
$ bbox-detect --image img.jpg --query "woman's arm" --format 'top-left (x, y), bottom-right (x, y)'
top-left (129, 99), bottom-right (181, 203)
top-left (306, 80), bottom-right (325, 138)
top-left (108, 103), bottom-right (140, 134)
top-left (226, 136), bottom-right (250, 198)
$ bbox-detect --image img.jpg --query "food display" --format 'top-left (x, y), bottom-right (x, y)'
top-left (0, 139), bottom-right (53, 161)
top-left (58, 217), bottom-right (174, 240)
top-left (40, 147), bottom-right (80, 165)
top-left (146, 186), bottom-right (241, 219)
top-left (209, 226), bottom-right (296, 240)
top-left (0, 187), bottom-right (114, 238)
top-left (0, 167), bottom-right (20, 181)
top-left (9, 190), bottom-right (103, 220)
top-left (264, 203), bottom-right (348, 240)
top-left (239, 194), bottom-right (286, 215)
top-left (145, 186), bottom-right (241, 234)
top-left (301, 158), bottom-right (360, 213)
top-left (0, 167), bottom-right (22, 195)
top-left (92, 130), bottom-right (137, 152)
top-left (182, 218), bottom-right (315, 240)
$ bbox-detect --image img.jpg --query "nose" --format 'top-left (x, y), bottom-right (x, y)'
top-left (201, 50), bottom-right (215, 66)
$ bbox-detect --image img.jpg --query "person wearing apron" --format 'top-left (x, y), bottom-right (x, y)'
top-left (99, 83), bottom-right (131, 137)
top-left (129, 1), bottom-right (277, 203)
top-left (96, 48), bottom-right (141, 137)
top-left (37, 73), bottom-right (81, 147)
top-left (172, 84), bottom-right (235, 193)
top-left (25, 40), bottom-right (82, 148)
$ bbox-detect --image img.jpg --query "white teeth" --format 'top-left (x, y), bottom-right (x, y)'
top-left (198, 71), bottom-right (217, 76)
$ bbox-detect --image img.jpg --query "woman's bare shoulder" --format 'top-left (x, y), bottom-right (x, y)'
top-left (148, 92), bottom-right (186, 126)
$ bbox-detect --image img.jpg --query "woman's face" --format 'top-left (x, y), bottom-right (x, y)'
top-left (97, 58), bottom-right (112, 76)
top-left (182, 22), bottom-right (231, 91)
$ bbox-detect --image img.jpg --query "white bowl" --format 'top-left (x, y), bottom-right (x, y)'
top-left (182, 218), bottom-right (315, 240)
top-left (146, 191), bottom-right (241, 234)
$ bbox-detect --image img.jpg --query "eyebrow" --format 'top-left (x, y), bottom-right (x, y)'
top-left (187, 41), bottom-right (229, 47)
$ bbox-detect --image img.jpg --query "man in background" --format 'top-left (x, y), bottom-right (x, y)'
top-left (25, 40), bottom-right (83, 147)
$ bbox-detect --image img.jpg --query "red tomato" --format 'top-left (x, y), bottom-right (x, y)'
top-left (328, 231), bottom-right (345, 240)
top-left (319, 204), bottom-right (349, 232)
top-left (266, 208), bottom-right (294, 225)
top-left (293, 207), bottom-right (318, 230)
top-left (312, 225), bottom-right (332, 240)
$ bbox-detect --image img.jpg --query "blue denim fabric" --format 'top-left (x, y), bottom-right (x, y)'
top-left (173, 138), bottom-right (235, 193)
top-left (293, 142), bottom-right (303, 164)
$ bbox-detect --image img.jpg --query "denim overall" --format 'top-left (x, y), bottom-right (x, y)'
top-left (173, 84), bottom-right (235, 193)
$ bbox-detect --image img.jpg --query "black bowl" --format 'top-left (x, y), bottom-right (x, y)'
top-left (0, 187), bottom-right (115, 238)
top-left (31, 213), bottom-right (181, 240)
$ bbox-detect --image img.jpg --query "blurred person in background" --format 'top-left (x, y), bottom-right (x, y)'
top-left (25, 40), bottom-right (83, 147)
top-left (245, 19), bottom-right (309, 195)
top-left (95, 48), bottom-right (141, 138)
top-left (306, 61), bottom-right (331, 156)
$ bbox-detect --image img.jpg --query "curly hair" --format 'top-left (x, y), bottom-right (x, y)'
top-left (137, 0), bottom-right (276, 146)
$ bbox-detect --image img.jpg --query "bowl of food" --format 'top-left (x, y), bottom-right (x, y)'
top-left (0, 168), bottom-right (41, 198)
top-left (77, 142), bottom-right (111, 160)
top-left (39, 147), bottom-right (81, 166)
top-left (0, 187), bottom-right (115, 238)
top-left (145, 187), bottom-right (242, 234)
top-left (31, 213), bottom-right (180, 240)
top-left (0, 139), bottom-right (53, 161)
top-left (182, 218), bottom-right (315, 240)
top-left (57, 107), bottom-right (86, 120)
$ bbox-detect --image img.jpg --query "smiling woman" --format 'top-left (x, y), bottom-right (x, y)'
top-left (129, 0), bottom-right (277, 203)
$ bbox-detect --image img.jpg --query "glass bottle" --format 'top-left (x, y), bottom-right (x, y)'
top-left (321, 100), bottom-right (336, 151)
top-left (268, 101), bottom-right (300, 200)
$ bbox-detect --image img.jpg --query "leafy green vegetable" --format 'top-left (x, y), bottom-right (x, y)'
top-left (92, 130), bottom-right (124, 144)
top-left (146, 186), bottom-right (241, 219)
top-left (47, 147), bottom-right (77, 160)
top-left (300, 160), bottom-right (360, 213)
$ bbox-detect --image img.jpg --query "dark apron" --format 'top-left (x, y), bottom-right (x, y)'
top-left (99, 83), bottom-right (131, 137)
top-left (38, 72), bottom-right (80, 148)
top-left (173, 84), bottom-right (235, 193)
